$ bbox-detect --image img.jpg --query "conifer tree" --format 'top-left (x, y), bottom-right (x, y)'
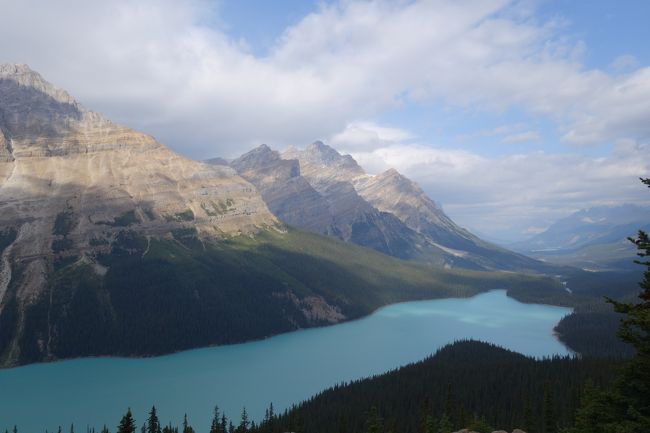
top-left (220, 415), bottom-right (227, 433)
top-left (523, 396), bottom-right (533, 433)
top-left (337, 414), bottom-right (348, 433)
top-left (238, 408), bottom-right (249, 433)
top-left (146, 406), bottom-right (161, 433)
top-left (605, 177), bottom-right (650, 431)
top-left (365, 406), bottom-right (383, 433)
top-left (181, 415), bottom-right (194, 433)
top-left (210, 406), bottom-right (221, 433)
top-left (117, 409), bottom-right (136, 433)
top-left (422, 415), bottom-right (435, 433)
top-left (438, 414), bottom-right (452, 433)
top-left (101, 425), bottom-right (109, 433)
top-left (543, 385), bottom-right (557, 433)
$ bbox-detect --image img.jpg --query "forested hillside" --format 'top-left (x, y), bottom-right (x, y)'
top-left (251, 340), bottom-right (621, 433)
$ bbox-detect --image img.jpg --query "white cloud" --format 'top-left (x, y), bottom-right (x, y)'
top-left (1, 0), bottom-right (649, 158)
top-left (334, 123), bottom-right (650, 241)
top-left (329, 121), bottom-right (414, 152)
top-left (1, 0), bottom-right (649, 239)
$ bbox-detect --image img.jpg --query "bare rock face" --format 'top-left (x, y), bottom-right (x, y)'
top-left (283, 140), bottom-right (364, 187)
top-left (229, 144), bottom-right (336, 234)
top-left (0, 64), bottom-right (277, 306)
top-left (232, 143), bottom-right (434, 259)
top-left (279, 141), bottom-right (547, 272)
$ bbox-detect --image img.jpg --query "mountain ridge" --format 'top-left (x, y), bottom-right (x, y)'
top-left (0, 64), bottom-right (567, 367)
top-left (511, 204), bottom-right (650, 270)
top-left (224, 141), bottom-right (552, 272)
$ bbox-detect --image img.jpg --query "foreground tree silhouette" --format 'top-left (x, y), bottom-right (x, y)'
top-left (607, 177), bottom-right (650, 431)
top-left (146, 406), bottom-right (161, 433)
top-left (573, 178), bottom-right (650, 433)
top-left (117, 409), bottom-right (136, 433)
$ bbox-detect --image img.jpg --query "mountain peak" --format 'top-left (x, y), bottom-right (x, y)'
top-left (294, 140), bottom-right (364, 173)
top-left (233, 143), bottom-right (281, 165)
top-left (0, 63), bottom-right (77, 106)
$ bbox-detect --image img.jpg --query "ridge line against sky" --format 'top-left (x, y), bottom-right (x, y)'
top-left (1, 0), bottom-right (649, 241)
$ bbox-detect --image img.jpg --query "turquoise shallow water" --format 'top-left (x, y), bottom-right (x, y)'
top-left (0, 290), bottom-right (571, 432)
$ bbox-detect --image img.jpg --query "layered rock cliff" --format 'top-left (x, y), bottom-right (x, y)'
top-left (230, 140), bottom-right (548, 271)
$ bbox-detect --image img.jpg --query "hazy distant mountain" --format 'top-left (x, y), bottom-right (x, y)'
top-left (226, 141), bottom-right (549, 272)
top-left (511, 205), bottom-right (650, 270)
top-left (0, 65), bottom-right (562, 367)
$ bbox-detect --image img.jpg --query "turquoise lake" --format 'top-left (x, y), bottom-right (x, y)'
top-left (0, 290), bottom-right (572, 432)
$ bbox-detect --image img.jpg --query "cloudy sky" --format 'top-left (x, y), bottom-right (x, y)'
top-left (1, 0), bottom-right (649, 241)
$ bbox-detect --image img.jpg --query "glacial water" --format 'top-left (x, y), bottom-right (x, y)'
top-left (0, 290), bottom-right (571, 432)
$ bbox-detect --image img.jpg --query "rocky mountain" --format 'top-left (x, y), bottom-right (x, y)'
top-left (230, 144), bottom-right (335, 235)
top-left (0, 64), bottom-right (276, 300)
top-left (229, 143), bottom-right (447, 261)
top-left (227, 141), bottom-right (547, 271)
top-left (511, 204), bottom-right (650, 270)
top-left (0, 65), bottom-right (563, 367)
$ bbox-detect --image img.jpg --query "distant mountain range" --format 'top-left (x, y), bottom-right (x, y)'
top-left (0, 64), bottom-right (564, 367)
top-left (511, 204), bottom-right (650, 270)
top-left (225, 142), bottom-right (546, 272)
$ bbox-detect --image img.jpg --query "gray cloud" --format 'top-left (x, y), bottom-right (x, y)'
top-left (1, 0), bottom-right (649, 239)
top-left (1, 0), bottom-right (649, 157)
top-left (335, 124), bottom-right (650, 240)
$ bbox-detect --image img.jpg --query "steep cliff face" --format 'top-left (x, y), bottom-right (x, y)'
top-left (0, 64), bottom-right (287, 365)
top-left (278, 141), bottom-right (547, 271)
top-left (229, 144), bottom-right (335, 235)
top-left (232, 143), bottom-right (444, 260)
top-left (0, 65), bottom-right (276, 301)
top-left (0, 65), bottom-right (560, 368)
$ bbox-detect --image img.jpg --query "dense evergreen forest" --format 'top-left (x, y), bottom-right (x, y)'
top-left (0, 228), bottom-right (563, 367)
top-left (552, 269), bottom-right (641, 358)
top-left (251, 340), bottom-right (622, 433)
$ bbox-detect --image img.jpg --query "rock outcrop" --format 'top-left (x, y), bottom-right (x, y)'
top-left (0, 64), bottom-right (277, 306)
top-left (278, 141), bottom-right (547, 271)
top-left (230, 143), bottom-right (444, 260)
top-left (229, 144), bottom-right (335, 234)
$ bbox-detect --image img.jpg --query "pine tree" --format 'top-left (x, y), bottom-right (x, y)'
top-left (422, 415), bottom-right (435, 433)
top-left (210, 406), bottom-right (222, 433)
top-left (101, 425), bottom-right (109, 433)
top-left (220, 415), bottom-right (227, 433)
top-left (146, 406), bottom-right (161, 433)
top-left (438, 414), bottom-right (452, 433)
top-left (419, 397), bottom-right (431, 433)
top-left (265, 403), bottom-right (275, 433)
top-left (365, 406), bottom-right (383, 433)
top-left (238, 408), bottom-right (249, 433)
top-left (337, 414), bottom-right (348, 433)
top-left (181, 415), bottom-right (194, 433)
top-left (605, 178), bottom-right (650, 432)
top-left (444, 385), bottom-right (457, 427)
top-left (543, 385), bottom-right (557, 433)
top-left (117, 409), bottom-right (137, 433)
top-left (523, 395), bottom-right (533, 433)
